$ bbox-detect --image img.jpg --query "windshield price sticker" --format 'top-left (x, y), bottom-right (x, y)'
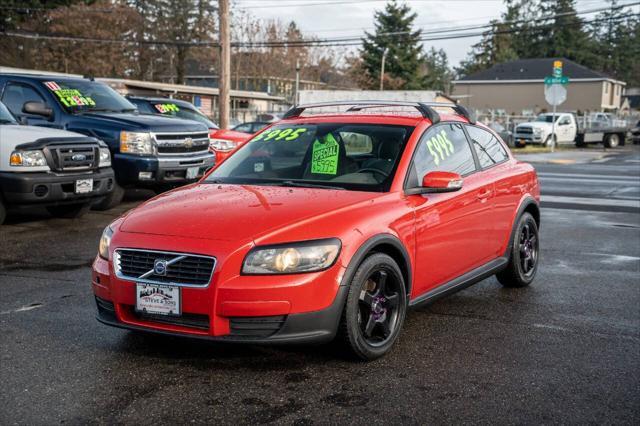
top-left (154, 103), bottom-right (180, 113)
top-left (426, 130), bottom-right (455, 166)
top-left (252, 127), bottom-right (308, 142)
top-left (44, 81), bottom-right (95, 108)
top-left (311, 134), bottom-right (340, 175)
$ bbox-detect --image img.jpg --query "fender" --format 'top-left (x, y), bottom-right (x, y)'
top-left (503, 196), bottom-right (540, 258)
top-left (340, 233), bottom-right (413, 298)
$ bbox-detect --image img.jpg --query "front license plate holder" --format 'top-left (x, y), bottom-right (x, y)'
top-left (135, 283), bottom-right (181, 316)
top-left (186, 167), bottom-right (199, 179)
top-left (75, 178), bottom-right (93, 194)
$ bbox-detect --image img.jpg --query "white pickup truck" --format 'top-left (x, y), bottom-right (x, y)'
top-left (514, 112), bottom-right (629, 148)
top-left (0, 101), bottom-right (115, 224)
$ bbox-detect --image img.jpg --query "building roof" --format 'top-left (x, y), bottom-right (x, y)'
top-left (455, 58), bottom-right (624, 84)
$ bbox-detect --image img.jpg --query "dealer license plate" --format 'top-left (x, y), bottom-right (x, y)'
top-left (75, 178), bottom-right (93, 194)
top-left (186, 166), bottom-right (199, 179)
top-left (135, 283), bottom-right (181, 316)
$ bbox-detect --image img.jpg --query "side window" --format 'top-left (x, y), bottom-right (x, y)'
top-left (1, 83), bottom-right (47, 116)
top-left (408, 123), bottom-right (476, 187)
top-left (466, 125), bottom-right (508, 169)
top-left (558, 116), bottom-right (571, 125)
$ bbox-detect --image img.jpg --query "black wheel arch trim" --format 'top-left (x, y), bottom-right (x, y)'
top-left (504, 197), bottom-right (540, 258)
top-left (340, 233), bottom-right (413, 298)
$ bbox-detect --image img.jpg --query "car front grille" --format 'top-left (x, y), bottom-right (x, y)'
top-left (516, 126), bottom-right (533, 134)
top-left (115, 249), bottom-right (216, 286)
top-left (154, 132), bottom-right (210, 156)
top-left (50, 144), bottom-right (98, 171)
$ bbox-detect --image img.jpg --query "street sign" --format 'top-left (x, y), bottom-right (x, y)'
top-left (544, 76), bottom-right (570, 85)
top-left (544, 84), bottom-right (567, 106)
top-left (552, 60), bottom-right (563, 78)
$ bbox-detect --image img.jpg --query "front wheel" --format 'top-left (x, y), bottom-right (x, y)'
top-left (46, 203), bottom-right (90, 219)
top-left (338, 253), bottom-right (407, 361)
top-left (497, 212), bottom-right (539, 287)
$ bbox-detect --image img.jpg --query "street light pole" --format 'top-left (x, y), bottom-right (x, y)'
top-left (218, 0), bottom-right (230, 129)
top-left (380, 47), bottom-right (389, 91)
top-left (295, 59), bottom-right (300, 105)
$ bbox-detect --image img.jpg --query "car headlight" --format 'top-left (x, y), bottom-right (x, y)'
top-left (533, 128), bottom-right (543, 135)
top-left (98, 225), bottom-right (114, 260)
top-left (209, 138), bottom-right (237, 152)
top-left (10, 150), bottom-right (47, 167)
top-left (120, 131), bottom-right (155, 155)
top-left (242, 238), bottom-right (341, 274)
top-left (98, 147), bottom-right (111, 167)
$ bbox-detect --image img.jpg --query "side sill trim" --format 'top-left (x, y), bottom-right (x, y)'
top-left (408, 256), bottom-right (508, 308)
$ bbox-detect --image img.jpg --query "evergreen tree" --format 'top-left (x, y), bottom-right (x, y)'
top-left (423, 47), bottom-right (453, 92)
top-left (360, 0), bottom-right (426, 89)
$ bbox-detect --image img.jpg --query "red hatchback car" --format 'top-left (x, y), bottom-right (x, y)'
top-left (93, 101), bottom-right (540, 360)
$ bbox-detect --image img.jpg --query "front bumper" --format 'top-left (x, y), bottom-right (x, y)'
top-left (513, 133), bottom-right (544, 144)
top-left (92, 238), bottom-right (348, 344)
top-left (113, 152), bottom-right (215, 186)
top-left (0, 167), bottom-right (114, 206)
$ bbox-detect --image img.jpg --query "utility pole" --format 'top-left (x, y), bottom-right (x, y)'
top-left (218, 0), bottom-right (230, 129)
top-left (379, 47), bottom-right (389, 91)
top-left (294, 59), bottom-right (301, 105)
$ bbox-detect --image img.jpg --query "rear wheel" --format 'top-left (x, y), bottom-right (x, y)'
top-left (92, 180), bottom-right (124, 211)
top-left (604, 133), bottom-right (620, 148)
top-left (497, 212), bottom-right (539, 288)
top-left (338, 253), bottom-right (407, 361)
top-left (46, 203), bottom-right (90, 219)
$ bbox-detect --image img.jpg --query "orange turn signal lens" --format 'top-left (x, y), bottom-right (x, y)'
top-left (9, 152), bottom-right (22, 166)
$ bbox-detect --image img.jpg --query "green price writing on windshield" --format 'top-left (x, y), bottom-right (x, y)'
top-left (252, 127), bottom-right (307, 142)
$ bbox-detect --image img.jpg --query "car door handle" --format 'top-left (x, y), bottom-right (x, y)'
top-left (477, 189), bottom-right (492, 200)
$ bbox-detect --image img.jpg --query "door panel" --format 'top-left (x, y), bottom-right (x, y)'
top-left (407, 123), bottom-right (495, 298)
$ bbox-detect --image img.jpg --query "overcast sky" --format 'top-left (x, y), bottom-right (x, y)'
top-left (233, 0), bottom-right (639, 67)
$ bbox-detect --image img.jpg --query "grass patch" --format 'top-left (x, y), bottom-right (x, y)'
top-left (510, 144), bottom-right (575, 154)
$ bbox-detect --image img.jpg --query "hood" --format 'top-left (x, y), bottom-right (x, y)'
top-left (211, 129), bottom-right (252, 143)
top-left (119, 183), bottom-right (380, 241)
top-left (0, 124), bottom-right (85, 145)
top-left (518, 121), bottom-right (552, 129)
top-left (77, 112), bottom-right (208, 133)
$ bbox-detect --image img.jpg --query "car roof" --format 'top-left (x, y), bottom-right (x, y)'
top-left (0, 73), bottom-right (97, 83)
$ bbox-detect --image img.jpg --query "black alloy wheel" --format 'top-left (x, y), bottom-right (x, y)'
top-left (497, 212), bottom-right (540, 287)
top-left (339, 253), bottom-right (407, 360)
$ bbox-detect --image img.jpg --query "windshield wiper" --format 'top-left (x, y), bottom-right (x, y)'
top-left (278, 180), bottom-right (345, 190)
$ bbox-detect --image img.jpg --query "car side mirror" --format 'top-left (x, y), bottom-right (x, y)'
top-left (405, 171), bottom-right (463, 195)
top-left (23, 101), bottom-right (53, 119)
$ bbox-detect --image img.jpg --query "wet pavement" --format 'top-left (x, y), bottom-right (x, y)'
top-left (1, 147), bottom-right (639, 425)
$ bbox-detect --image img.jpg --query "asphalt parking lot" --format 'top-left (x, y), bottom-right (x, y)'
top-left (1, 146), bottom-right (639, 425)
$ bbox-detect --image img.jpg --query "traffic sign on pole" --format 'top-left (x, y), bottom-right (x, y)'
top-left (544, 60), bottom-right (569, 152)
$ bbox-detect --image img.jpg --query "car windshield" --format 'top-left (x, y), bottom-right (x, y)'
top-left (535, 114), bottom-right (560, 123)
top-left (149, 102), bottom-right (217, 128)
top-left (41, 79), bottom-right (136, 113)
top-left (205, 123), bottom-right (414, 192)
top-left (0, 101), bottom-right (17, 124)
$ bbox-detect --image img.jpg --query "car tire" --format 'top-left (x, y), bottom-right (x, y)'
top-left (46, 203), bottom-right (91, 219)
top-left (0, 197), bottom-right (6, 225)
top-left (604, 133), bottom-right (620, 148)
top-left (338, 253), bottom-right (407, 361)
top-left (92, 181), bottom-right (125, 211)
top-left (542, 134), bottom-right (555, 148)
top-left (497, 212), bottom-right (539, 288)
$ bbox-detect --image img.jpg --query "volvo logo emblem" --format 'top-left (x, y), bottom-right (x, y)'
top-left (71, 153), bottom-right (87, 161)
top-left (184, 137), bottom-right (193, 148)
top-left (153, 259), bottom-right (168, 276)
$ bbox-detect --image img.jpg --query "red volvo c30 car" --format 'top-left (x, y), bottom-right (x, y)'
top-left (93, 101), bottom-right (540, 360)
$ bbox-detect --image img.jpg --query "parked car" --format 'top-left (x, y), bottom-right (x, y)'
top-left (232, 121), bottom-right (272, 134)
top-left (630, 120), bottom-right (640, 144)
top-left (0, 101), bottom-right (114, 224)
top-left (93, 101), bottom-right (540, 360)
top-left (0, 73), bottom-right (215, 209)
top-left (487, 121), bottom-right (512, 146)
top-left (514, 112), bottom-right (629, 148)
top-left (126, 96), bottom-right (218, 131)
top-left (208, 129), bottom-right (252, 164)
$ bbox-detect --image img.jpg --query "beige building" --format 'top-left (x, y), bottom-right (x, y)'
top-left (452, 58), bottom-right (626, 114)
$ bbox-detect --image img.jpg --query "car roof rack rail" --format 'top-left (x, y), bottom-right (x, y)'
top-left (282, 101), bottom-right (475, 124)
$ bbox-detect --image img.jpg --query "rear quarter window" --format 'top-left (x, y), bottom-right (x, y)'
top-left (466, 125), bottom-right (509, 169)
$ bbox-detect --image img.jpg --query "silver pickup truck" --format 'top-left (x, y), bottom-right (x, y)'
top-left (0, 101), bottom-right (114, 224)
